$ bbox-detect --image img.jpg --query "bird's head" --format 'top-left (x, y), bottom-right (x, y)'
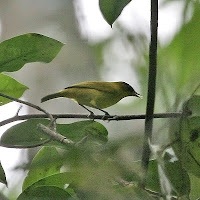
top-left (119, 82), bottom-right (142, 98)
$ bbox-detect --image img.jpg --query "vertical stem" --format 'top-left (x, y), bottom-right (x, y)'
top-left (140, 0), bottom-right (158, 187)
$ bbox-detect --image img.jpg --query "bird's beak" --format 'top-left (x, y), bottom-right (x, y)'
top-left (135, 92), bottom-right (143, 99)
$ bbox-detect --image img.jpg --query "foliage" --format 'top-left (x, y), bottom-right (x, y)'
top-left (99, 0), bottom-right (132, 27)
top-left (0, 119), bottom-right (107, 148)
top-left (0, 0), bottom-right (200, 199)
top-left (0, 33), bottom-right (64, 73)
top-left (0, 74), bottom-right (28, 105)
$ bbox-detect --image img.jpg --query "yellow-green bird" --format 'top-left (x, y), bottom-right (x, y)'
top-left (41, 81), bottom-right (142, 116)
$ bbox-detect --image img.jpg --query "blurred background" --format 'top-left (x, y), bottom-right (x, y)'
top-left (0, 0), bottom-right (199, 199)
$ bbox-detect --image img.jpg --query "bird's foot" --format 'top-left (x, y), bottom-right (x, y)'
top-left (88, 111), bottom-right (95, 120)
top-left (104, 115), bottom-right (118, 122)
top-left (110, 115), bottom-right (118, 120)
top-left (101, 113), bottom-right (112, 121)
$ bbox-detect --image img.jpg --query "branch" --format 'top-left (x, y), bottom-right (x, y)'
top-left (0, 112), bottom-right (184, 127)
top-left (0, 93), bottom-right (54, 122)
top-left (37, 123), bottom-right (88, 147)
top-left (0, 93), bottom-right (186, 129)
top-left (37, 123), bottom-right (74, 146)
top-left (140, 0), bottom-right (158, 187)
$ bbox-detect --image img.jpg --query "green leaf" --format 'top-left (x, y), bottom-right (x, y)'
top-left (0, 119), bottom-right (50, 148)
top-left (178, 117), bottom-right (200, 178)
top-left (183, 95), bottom-right (200, 116)
top-left (116, 186), bottom-right (155, 200)
top-left (26, 172), bottom-right (73, 190)
top-left (0, 119), bottom-right (108, 148)
top-left (189, 173), bottom-right (200, 200)
top-left (0, 74), bottom-right (28, 105)
top-left (0, 162), bottom-right (7, 186)
top-left (24, 172), bottom-right (77, 197)
top-left (146, 160), bottom-right (161, 193)
top-left (56, 120), bottom-right (108, 144)
top-left (162, 152), bottom-right (190, 196)
top-left (127, 160), bottom-right (161, 193)
top-left (0, 33), bottom-right (64, 72)
top-left (17, 186), bottom-right (71, 200)
top-left (159, 4), bottom-right (200, 96)
top-left (23, 147), bottom-right (62, 191)
top-left (99, 0), bottom-right (132, 26)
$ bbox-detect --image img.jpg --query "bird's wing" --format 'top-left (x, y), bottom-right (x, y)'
top-left (65, 81), bottom-right (117, 94)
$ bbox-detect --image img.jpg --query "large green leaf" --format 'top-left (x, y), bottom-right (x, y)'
top-left (178, 117), bottom-right (200, 178)
top-left (183, 95), bottom-right (200, 117)
top-left (145, 160), bottom-right (161, 193)
top-left (99, 0), bottom-right (132, 26)
top-left (25, 172), bottom-right (73, 190)
top-left (116, 159), bottom-right (160, 193)
top-left (17, 186), bottom-right (71, 200)
top-left (0, 33), bottom-right (64, 72)
top-left (172, 95), bottom-right (200, 160)
top-left (0, 119), bottom-right (108, 148)
top-left (56, 120), bottom-right (108, 144)
top-left (159, 4), bottom-right (200, 97)
top-left (189, 174), bottom-right (200, 200)
top-left (171, 95), bottom-right (200, 179)
top-left (24, 172), bottom-right (77, 197)
top-left (162, 152), bottom-right (190, 196)
top-left (22, 147), bottom-right (62, 190)
top-left (0, 119), bottom-right (50, 148)
top-left (0, 74), bottom-right (28, 105)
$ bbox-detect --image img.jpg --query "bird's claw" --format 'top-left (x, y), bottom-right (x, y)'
top-left (101, 113), bottom-right (112, 121)
top-left (88, 112), bottom-right (95, 120)
top-left (110, 115), bottom-right (118, 120)
top-left (102, 114), bottom-right (118, 122)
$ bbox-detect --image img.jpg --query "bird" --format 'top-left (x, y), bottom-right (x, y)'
top-left (41, 81), bottom-right (142, 116)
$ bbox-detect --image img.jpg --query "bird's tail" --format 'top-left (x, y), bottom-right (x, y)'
top-left (41, 92), bottom-right (63, 103)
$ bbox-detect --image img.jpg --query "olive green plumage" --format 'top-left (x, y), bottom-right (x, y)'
top-left (41, 81), bottom-right (141, 114)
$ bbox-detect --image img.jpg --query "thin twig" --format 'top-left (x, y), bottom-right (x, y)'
top-left (16, 105), bottom-right (23, 116)
top-left (144, 188), bottom-right (163, 199)
top-left (115, 177), bottom-right (135, 187)
top-left (37, 124), bottom-right (89, 147)
top-left (144, 188), bottom-right (177, 199)
top-left (75, 135), bottom-right (89, 147)
top-left (0, 93), bottom-right (54, 122)
top-left (0, 112), bottom-right (185, 127)
top-left (37, 123), bottom-right (75, 146)
top-left (141, 0), bottom-right (158, 188)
